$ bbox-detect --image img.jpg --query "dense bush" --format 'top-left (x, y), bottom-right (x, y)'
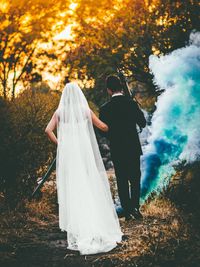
top-left (0, 85), bottom-right (60, 207)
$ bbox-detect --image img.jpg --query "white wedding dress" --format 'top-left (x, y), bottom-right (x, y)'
top-left (55, 82), bottom-right (122, 255)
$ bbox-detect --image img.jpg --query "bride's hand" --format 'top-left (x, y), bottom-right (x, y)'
top-left (90, 110), bottom-right (109, 132)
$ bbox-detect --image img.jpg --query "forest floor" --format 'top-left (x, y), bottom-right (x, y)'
top-left (1, 167), bottom-right (200, 267)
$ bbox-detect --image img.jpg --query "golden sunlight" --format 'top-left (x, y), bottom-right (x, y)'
top-left (0, 0), bottom-right (8, 12)
top-left (54, 2), bottom-right (77, 40)
top-left (69, 2), bottom-right (77, 11)
top-left (54, 24), bottom-right (73, 40)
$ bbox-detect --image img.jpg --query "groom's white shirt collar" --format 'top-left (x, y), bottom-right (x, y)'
top-left (112, 92), bottom-right (123, 97)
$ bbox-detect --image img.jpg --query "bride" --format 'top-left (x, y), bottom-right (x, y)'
top-left (45, 82), bottom-right (123, 255)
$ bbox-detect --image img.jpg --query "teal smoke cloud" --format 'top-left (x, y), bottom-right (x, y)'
top-left (141, 31), bottom-right (200, 199)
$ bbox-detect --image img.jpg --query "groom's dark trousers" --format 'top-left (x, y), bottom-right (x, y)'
top-left (99, 95), bottom-right (146, 216)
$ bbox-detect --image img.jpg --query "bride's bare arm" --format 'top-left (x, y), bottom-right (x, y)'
top-left (45, 112), bottom-right (58, 144)
top-left (91, 110), bottom-right (109, 132)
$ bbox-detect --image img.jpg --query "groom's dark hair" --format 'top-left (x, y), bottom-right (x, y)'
top-left (106, 75), bottom-right (122, 92)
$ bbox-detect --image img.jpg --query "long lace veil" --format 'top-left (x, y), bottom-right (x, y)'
top-left (55, 82), bottom-right (122, 254)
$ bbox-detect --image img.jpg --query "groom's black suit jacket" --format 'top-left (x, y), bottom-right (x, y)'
top-left (99, 95), bottom-right (146, 163)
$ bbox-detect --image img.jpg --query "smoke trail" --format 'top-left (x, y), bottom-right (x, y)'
top-left (141, 31), bottom-right (200, 199)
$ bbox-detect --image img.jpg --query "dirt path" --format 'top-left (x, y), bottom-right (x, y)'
top-left (1, 166), bottom-right (200, 267)
top-left (1, 201), bottom-right (200, 267)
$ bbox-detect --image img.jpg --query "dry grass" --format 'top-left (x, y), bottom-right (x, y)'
top-left (1, 167), bottom-right (200, 267)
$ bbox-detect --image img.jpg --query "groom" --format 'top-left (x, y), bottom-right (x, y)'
top-left (99, 75), bottom-right (146, 221)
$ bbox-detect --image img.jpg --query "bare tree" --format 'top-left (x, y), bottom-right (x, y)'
top-left (0, 0), bottom-right (70, 100)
